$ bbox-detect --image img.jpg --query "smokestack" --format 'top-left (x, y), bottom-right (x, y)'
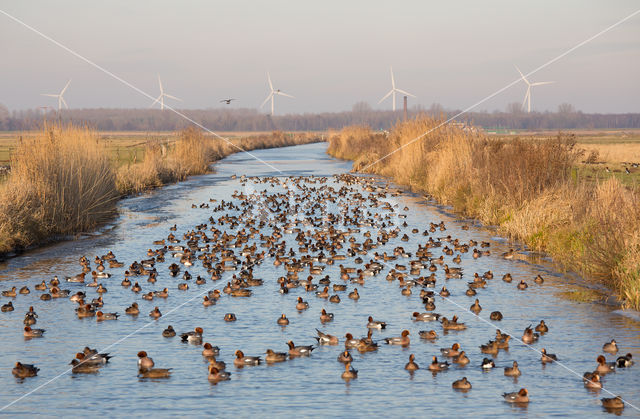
top-left (403, 96), bottom-right (408, 121)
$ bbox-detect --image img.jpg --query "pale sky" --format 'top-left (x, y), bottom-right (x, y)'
top-left (1, 0), bottom-right (639, 114)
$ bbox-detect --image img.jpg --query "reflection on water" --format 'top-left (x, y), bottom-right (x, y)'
top-left (0, 142), bottom-right (638, 417)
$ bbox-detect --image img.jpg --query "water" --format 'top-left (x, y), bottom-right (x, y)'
top-left (0, 142), bottom-right (638, 417)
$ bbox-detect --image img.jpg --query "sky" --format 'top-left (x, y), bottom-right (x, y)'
top-left (0, 0), bottom-right (639, 114)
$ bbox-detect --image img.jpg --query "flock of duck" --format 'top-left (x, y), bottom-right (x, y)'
top-left (2, 173), bottom-right (636, 413)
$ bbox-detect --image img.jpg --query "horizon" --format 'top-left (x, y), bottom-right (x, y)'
top-left (1, 1), bottom-right (639, 114)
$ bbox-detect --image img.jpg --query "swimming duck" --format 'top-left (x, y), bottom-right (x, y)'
top-left (535, 320), bottom-right (548, 333)
top-left (441, 316), bottom-right (467, 330)
top-left (522, 326), bottom-right (539, 344)
top-left (149, 307), bottom-right (162, 318)
top-left (23, 326), bottom-right (45, 338)
top-left (296, 297), bottom-right (309, 310)
top-left (601, 396), bottom-right (624, 410)
top-left (602, 339), bottom-right (618, 353)
top-left (451, 350), bottom-right (469, 365)
top-left (2, 302), bottom-right (14, 312)
top-left (329, 294), bottom-right (341, 303)
top-left (315, 329), bottom-right (338, 345)
top-left (344, 333), bottom-right (359, 349)
top-left (348, 288), bottom-right (360, 300)
top-left (440, 343), bottom-right (461, 357)
top-left (207, 356), bottom-right (226, 371)
top-left (96, 311), bottom-right (119, 321)
top-left (320, 309), bottom-right (334, 323)
top-left (419, 330), bottom-right (438, 340)
top-left (405, 354), bottom-right (419, 371)
top-left (12, 362), bottom-right (39, 378)
top-left (384, 330), bottom-right (410, 346)
top-left (224, 313), bottom-right (237, 322)
top-left (19, 286), bottom-right (29, 295)
top-left (412, 312), bottom-right (440, 322)
top-left (138, 368), bottom-right (172, 379)
top-left (517, 280), bottom-right (528, 290)
top-left (287, 340), bottom-right (314, 357)
top-left (504, 361), bottom-right (521, 377)
top-left (470, 299), bottom-right (482, 314)
top-left (490, 311), bottom-right (503, 321)
top-left (583, 371), bottom-right (602, 389)
top-left (540, 348), bottom-right (557, 364)
top-left (502, 273), bottom-right (513, 283)
top-left (503, 388), bottom-right (529, 404)
top-left (35, 280), bottom-right (47, 291)
top-left (341, 362), bottom-right (358, 379)
top-left (367, 316), bottom-right (387, 329)
top-left (277, 314), bottom-right (290, 325)
top-left (162, 325), bottom-right (176, 337)
top-left (125, 302), bottom-right (139, 315)
top-left (202, 343), bottom-right (220, 358)
top-left (596, 355), bottom-right (615, 374)
top-left (481, 358), bottom-right (495, 369)
top-left (428, 356), bottom-right (449, 372)
top-left (534, 274), bottom-right (544, 284)
top-left (137, 351), bottom-right (154, 372)
top-left (337, 350), bottom-right (353, 363)
top-left (616, 353), bottom-right (634, 368)
top-left (439, 286), bottom-right (450, 297)
top-left (234, 350), bottom-right (261, 366)
top-left (452, 377), bottom-right (472, 390)
top-left (208, 366), bottom-right (231, 383)
top-left (265, 349), bottom-right (288, 363)
top-left (180, 327), bottom-right (203, 344)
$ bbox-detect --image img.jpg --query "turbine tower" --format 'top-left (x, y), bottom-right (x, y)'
top-left (261, 73), bottom-right (294, 115)
top-left (515, 66), bottom-right (554, 113)
top-left (150, 75), bottom-right (182, 110)
top-left (378, 67), bottom-right (415, 111)
top-left (41, 79), bottom-right (71, 111)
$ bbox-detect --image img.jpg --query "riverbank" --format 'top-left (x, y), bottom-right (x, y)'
top-left (327, 118), bottom-right (640, 310)
top-left (0, 124), bottom-right (322, 256)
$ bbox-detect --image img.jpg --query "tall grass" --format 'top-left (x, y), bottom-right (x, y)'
top-left (328, 116), bottom-right (640, 309)
top-left (0, 125), bottom-right (118, 253)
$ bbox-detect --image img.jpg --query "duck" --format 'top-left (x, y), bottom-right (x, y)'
top-left (583, 371), bottom-right (602, 389)
top-left (137, 351), bottom-right (154, 372)
top-left (2, 302), bottom-right (14, 312)
top-left (180, 327), bottom-right (203, 344)
top-left (315, 329), bottom-right (339, 345)
top-left (540, 348), bottom-right (557, 364)
top-left (320, 309), bottom-right (334, 323)
top-left (265, 349), bottom-right (288, 363)
top-left (344, 333), bottom-right (359, 349)
top-left (138, 368), bottom-right (172, 379)
top-left (502, 273), bottom-right (513, 283)
top-left (296, 297), bottom-right (309, 310)
top-left (503, 388), bottom-right (529, 403)
top-left (277, 314), bottom-right (290, 325)
top-left (522, 325), bottom-right (539, 344)
top-left (439, 286), bottom-right (451, 297)
top-left (601, 396), bottom-right (624, 410)
top-left (35, 280), bottom-right (47, 291)
top-left (616, 353), bottom-right (634, 368)
top-left (125, 302), bottom-right (140, 315)
top-left (234, 350), bottom-right (261, 366)
top-left (224, 313), bottom-right (237, 322)
top-left (596, 355), bottom-right (615, 374)
top-left (440, 343), bottom-right (461, 357)
top-left (405, 354), bottom-right (419, 371)
top-left (348, 288), bottom-right (360, 300)
top-left (602, 339), bottom-right (618, 353)
top-left (337, 350), bottom-right (353, 363)
top-left (162, 325), bottom-right (176, 337)
top-left (481, 358), bottom-right (495, 369)
top-left (534, 320), bottom-right (548, 333)
top-left (419, 330), bottom-right (438, 340)
top-left (412, 312), bottom-right (440, 322)
top-left (23, 326), bottom-right (45, 338)
top-left (367, 316), bottom-right (387, 329)
top-left (329, 294), bottom-right (341, 303)
top-left (96, 311), bottom-right (119, 321)
top-left (470, 299), bottom-right (482, 314)
top-left (384, 330), bottom-right (410, 346)
top-left (341, 362), bottom-right (358, 379)
top-left (149, 307), bottom-right (162, 318)
top-left (428, 356), bottom-right (449, 372)
top-left (452, 377), bottom-right (472, 390)
top-left (452, 351), bottom-right (470, 365)
top-left (490, 311), bottom-right (503, 321)
top-left (208, 366), bottom-right (231, 383)
top-left (70, 357), bottom-right (101, 374)
top-left (19, 286), bottom-right (29, 295)
top-left (287, 340), bottom-right (314, 357)
top-left (504, 361), bottom-right (521, 377)
top-left (441, 316), bottom-right (467, 330)
top-left (517, 280), bottom-right (528, 290)
top-left (207, 356), bottom-right (226, 371)
top-left (202, 343), bottom-right (220, 358)
top-left (12, 362), bottom-right (39, 378)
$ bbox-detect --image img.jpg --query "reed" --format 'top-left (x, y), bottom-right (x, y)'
top-left (328, 116), bottom-right (640, 309)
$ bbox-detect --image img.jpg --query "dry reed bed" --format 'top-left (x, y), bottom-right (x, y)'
top-left (0, 125), bottom-right (321, 255)
top-left (327, 118), bottom-right (640, 309)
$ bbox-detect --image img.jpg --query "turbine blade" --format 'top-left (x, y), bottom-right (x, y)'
top-left (390, 67), bottom-right (396, 89)
top-left (164, 94), bottom-right (182, 101)
top-left (378, 90), bottom-right (393, 104)
top-left (60, 79), bottom-right (71, 95)
top-left (531, 81), bottom-right (554, 86)
top-left (276, 91), bottom-right (294, 98)
top-left (395, 89), bottom-right (416, 98)
top-left (522, 88), bottom-right (530, 108)
top-left (158, 75), bottom-right (163, 94)
top-left (61, 97), bottom-right (69, 109)
top-left (261, 93), bottom-right (273, 108)
top-left (267, 73), bottom-right (273, 91)
top-left (514, 65), bottom-right (529, 84)
top-left (150, 95), bottom-right (161, 108)
top-left (41, 94), bottom-right (58, 97)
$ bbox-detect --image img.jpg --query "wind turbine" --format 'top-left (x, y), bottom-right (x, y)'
top-left (150, 75), bottom-right (182, 110)
top-left (261, 73), bottom-right (294, 115)
top-left (41, 79), bottom-right (71, 112)
top-left (515, 66), bottom-right (554, 113)
top-left (378, 67), bottom-right (415, 111)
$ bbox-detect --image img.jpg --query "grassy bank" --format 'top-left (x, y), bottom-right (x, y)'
top-left (327, 118), bottom-right (640, 310)
top-left (0, 124), bottom-right (322, 255)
